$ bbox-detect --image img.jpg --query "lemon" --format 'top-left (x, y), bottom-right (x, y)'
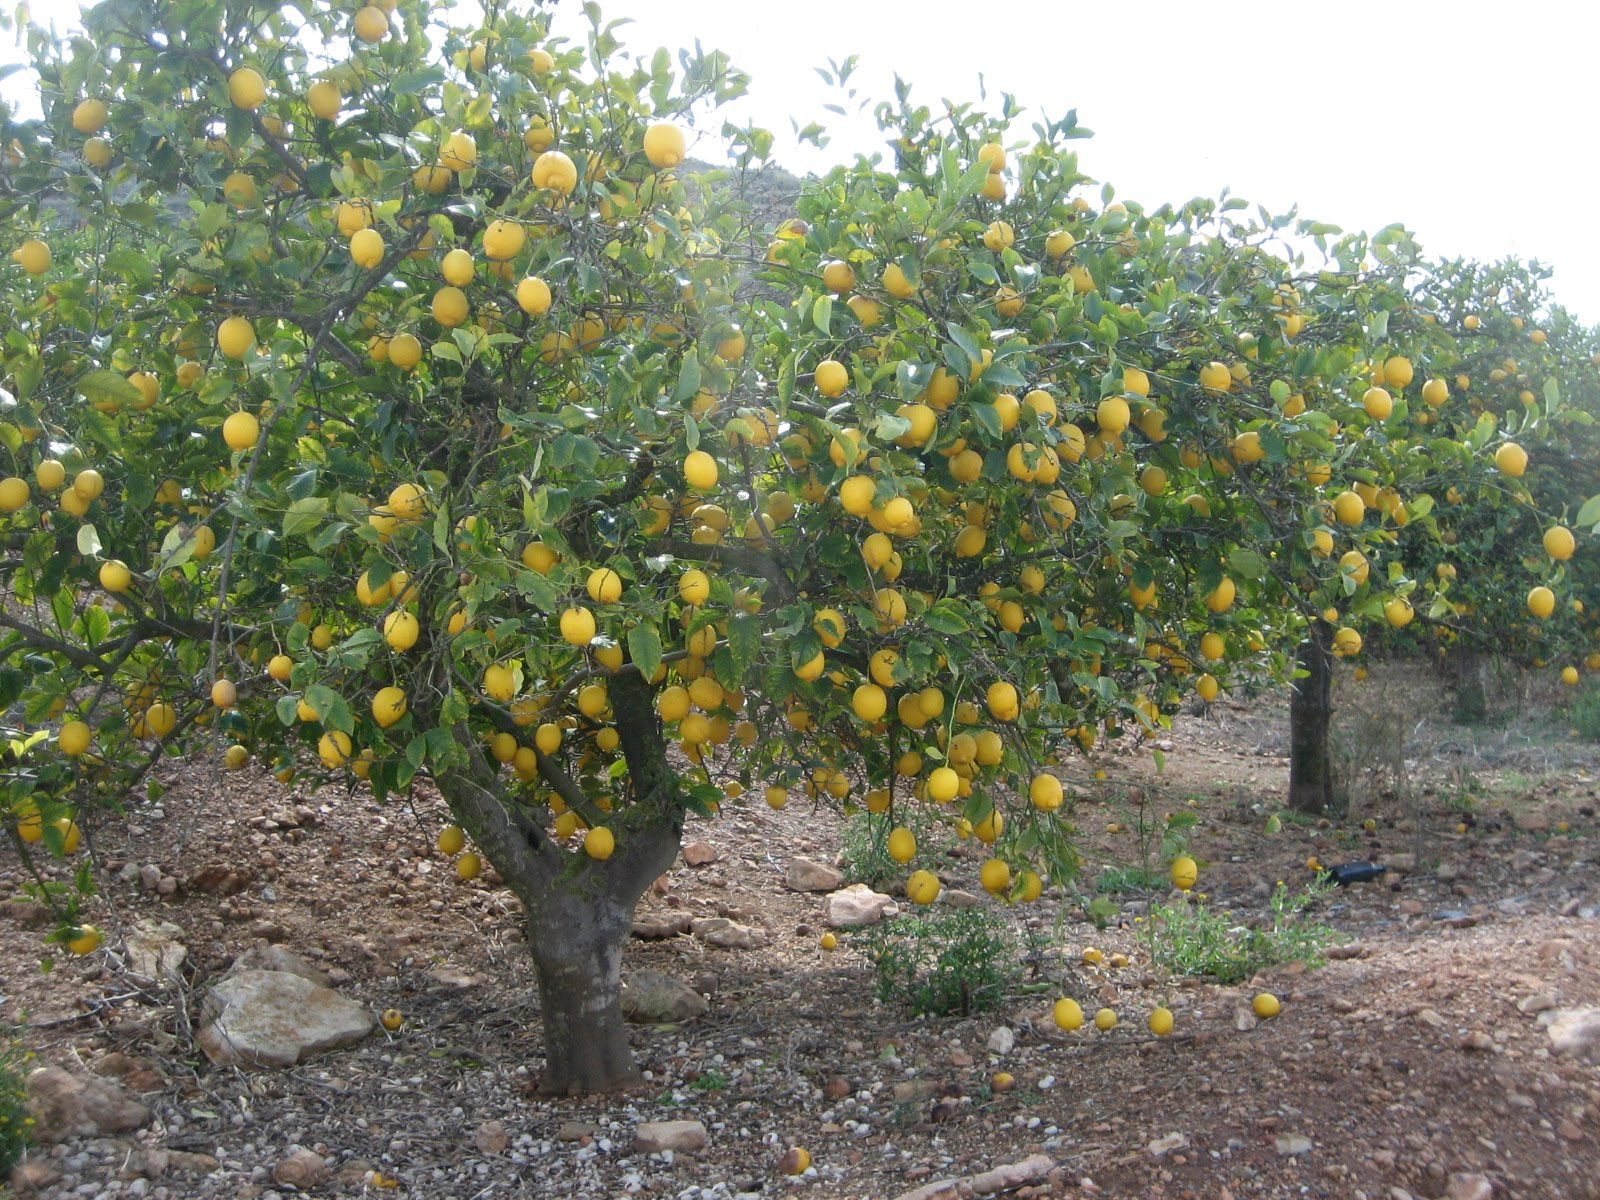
top-left (349, 228), bottom-right (384, 268)
top-left (642, 122), bottom-right (686, 168)
top-left (217, 316), bottom-right (256, 359)
top-left (531, 149), bottom-right (578, 194)
top-left (483, 219), bottom-right (526, 261)
top-left (223, 410), bottom-right (260, 451)
top-left (1053, 997), bottom-right (1085, 1031)
top-left (906, 869), bottom-right (941, 905)
top-left (1148, 1007), bottom-right (1174, 1036)
top-left (1252, 992), bottom-right (1281, 1019)
top-left (979, 858), bottom-right (1011, 895)
top-left (1170, 855), bottom-right (1198, 891)
top-left (307, 80), bottom-right (341, 120)
top-left (432, 285), bottom-right (469, 327)
top-left (560, 606), bottom-right (597, 645)
top-left (383, 611), bottom-right (420, 651)
top-left (516, 276), bottom-right (552, 315)
top-left (228, 68), bottom-right (266, 110)
top-left (683, 450), bottom-right (718, 491)
top-left (372, 685), bottom-right (408, 727)
top-left (1094, 1007), bottom-right (1118, 1031)
top-left (886, 826), bottom-right (916, 864)
top-left (13, 239), bottom-right (51, 275)
top-left (59, 720), bottom-right (92, 756)
top-left (814, 359), bottom-right (850, 397)
top-left (584, 826), bottom-right (615, 860)
top-left (353, 5), bottom-right (389, 42)
top-left (72, 98), bottom-right (108, 134)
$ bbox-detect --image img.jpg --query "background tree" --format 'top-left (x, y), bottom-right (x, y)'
top-left (1, 0), bottom-right (1593, 1094)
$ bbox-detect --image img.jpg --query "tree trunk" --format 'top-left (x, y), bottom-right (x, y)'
top-left (427, 666), bottom-right (684, 1094)
top-left (1287, 620), bottom-right (1339, 815)
top-left (1451, 645), bottom-right (1490, 724)
top-left (528, 895), bottom-right (641, 1094)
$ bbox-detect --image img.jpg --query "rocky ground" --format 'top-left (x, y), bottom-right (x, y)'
top-left (2, 660), bottom-right (1598, 1200)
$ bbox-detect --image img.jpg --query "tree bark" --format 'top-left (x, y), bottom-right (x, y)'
top-left (426, 663), bottom-right (684, 1094)
top-left (1451, 645), bottom-right (1490, 724)
top-left (1287, 620), bottom-right (1339, 815)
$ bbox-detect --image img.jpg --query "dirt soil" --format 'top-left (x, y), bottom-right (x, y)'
top-left (3, 659), bottom-right (1598, 1200)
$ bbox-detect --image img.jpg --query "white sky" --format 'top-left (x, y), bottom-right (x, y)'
top-left (6, 0), bottom-right (1597, 319)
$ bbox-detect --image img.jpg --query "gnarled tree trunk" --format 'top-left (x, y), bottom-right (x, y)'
top-left (1451, 645), bottom-right (1492, 724)
top-left (1287, 619), bottom-right (1340, 815)
top-left (427, 665), bottom-right (683, 1094)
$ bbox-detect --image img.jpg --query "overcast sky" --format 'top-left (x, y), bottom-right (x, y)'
top-left (6, 1), bottom-right (1596, 319)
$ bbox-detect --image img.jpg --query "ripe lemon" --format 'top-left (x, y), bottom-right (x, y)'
top-left (531, 149), bottom-right (578, 194)
top-left (814, 359), bottom-right (850, 397)
top-left (483, 219), bottom-right (526, 261)
top-left (72, 98), bottom-right (108, 134)
top-left (882, 262), bottom-right (918, 298)
top-left (1205, 577), bottom-right (1236, 613)
top-left (379, 1008), bottom-right (404, 1031)
top-left (1094, 1007), bottom-right (1119, 1031)
top-left (1148, 1007), bottom-right (1174, 1036)
top-left (1384, 598), bottom-right (1414, 629)
top-left (766, 785), bottom-right (789, 810)
top-left (228, 68), bottom-right (266, 110)
top-left (1097, 396), bottom-right (1130, 435)
top-left (679, 568), bottom-right (710, 604)
top-left (59, 720), bottom-right (91, 756)
top-left (1362, 386), bottom-right (1392, 420)
top-left (1170, 855), bottom-right (1198, 890)
top-left (211, 678), bottom-right (238, 709)
top-left (1527, 586), bottom-right (1555, 619)
top-left (388, 333), bottom-right (422, 370)
top-left (585, 567), bottom-right (623, 604)
top-left (560, 606), bottom-right (597, 646)
top-left (516, 276), bottom-right (552, 315)
top-left (926, 766), bottom-right (959, 803)
top-left (642, 122), bottom-right (686, 168)
top-left (683, 450), bottom-right (718, 491)
top-left (34, 459), bottom-right (65, 492)
top-left (1053, 997), bottom-right (1085, 1030)
top-left (584, 826), bottom-right (616, 860)
top-left (432, 285), bottom-right (469, 327)
top-left (1252, 992), bottom-right (1281, 1018)
top-left (1382, 355), bottom-right (1413, 388)
top-left (349, 228), bottom-right (384, 268)
top-left (222, 410), bottom-right (260, 451)
top-left (12, 239), bottom-right (50, 275)
top-left (821, 259), bottom-right (855, 292)
top-left (217, 316), bottom-right (256, 359)
top-left (98, 560), bottom-right (132, 593)
top-left (456, 852), bottom-right (482, 880)
top-left (1332, 490), bottom-right (1365, 525)
top-left (318, 730), bottom-right (353, 768)
top-left (439, 130), bottom-right (477, 171)
top-left (383, 611), bottom-right (419, 651)
top-left (1197, 673), bottom-right (1220, 702)
top-left (980, 858), bottom-right (1011, 895)
top-left (987, 681), bottom-right (1019, 721)
top-left (1199, 361), bottom-right (1231, 392)
top-left (372, 685), bottom-right (408, 727)
top-left (906, 869), bottom-right (941, 905)
top-left (1494, 442), bottom-right (1528, 477)
top-left (353, 5), bottom-right (388, 42)
top-left (0, 476), bottom-right (29, 511)
top-left (851, 684), bottom-right (887, 722)
top-left (819, 932), bottom-right (837, 950)
top-left (441, 248), bottom-right (475, 286)
top-left (886, 826), bottom-right (916, 863)
top-left (67, 925), bottom-right (103, 955)
top-left (307, 80), bottom-right (341, 120)
top-left (1029, 774), bottom-right (1063, 811)
top-left (1333, 626), bottom-right (1362, 656)
top-left (1544, 526), bottom-right (1575, 561)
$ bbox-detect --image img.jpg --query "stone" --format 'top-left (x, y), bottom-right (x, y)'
top-left (189, 863), bottom-right (251, 896)
top-left (8, 1161), bottom-right (61, 1194)
top-left (1147, 1132), bottom-right (1189, 1158)
top-left (233, 945), bottom-right (331, 986)
top-left (986, 1026), bottom-right (1016, 1055)
top-left (785, 857), bottom-right (845, 892)
top-left (124, 919), bottom-right (187, 984)
top-left (892, 1080), bottom-right (941, 1103)
top-left (631, 912), bottom-right (694, 939)
top-left (635, 1119), bottom-right (708, 1153)
top-left (620, 970), bottom-right (708, 1024)
top-left (1234, 1008), bottom-right (1259, 1032)
top-left (1446, 1174), bottom-right (1493, 1200)
top-left (474, 1119), bottom-right (509, 1155)
top-left (1516, 993), bottom-right (1557, 1015)
top-left (556, 1120), bottom-right (597, 1141)
top-left (690, 916), bottom-right (766, 949)
top-left (25, 1067), bottom-right (150, 1142)
top-left (824, 883), bottom-right (899, 928)
top-left (198, 969), bottom-right (373, 1067)
top-left (1275, 1134), bottom-right (1313, 1157)
top-left (890, 1154), bottom-right (1055, 1200)
top-left (681, 841), bottom-right (719, 867)
top-left (1416, 1009), bottom-right (1447, 1028)
top-left (822, 1076), bottom-right (851, 1100)
top-left (272, 1148), bottom-right (330, 1189)
top-left (1514, 811), bottom-right (1550, 833)
top-left (942, 890), bottom-right (983, 910)
top-left (1544, 1007), bottom-right (1600, 1062)
top-left (93, 1051), bottom-right (166, 1094)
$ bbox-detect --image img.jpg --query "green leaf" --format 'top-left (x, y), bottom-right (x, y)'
top-left (1543, 377), bottom-right (1561, 417)
top-left (283, 496), bottom-right (329, 537)
top-left (76, 369), bottom-right (143, 409)
top-left (626, 623), bottom-right (663, 683)
top-left (1576, 493), bottom-right (1600, 529)
top-left (1228, 547), bottom-right (1267, 580)
top-left (811, 294), bottom-right (834, 334)
top-left (673, 353), bottom-right (702, 403)
top-left (76, 524), bottom-right (101, 557)
top-left (726, 610), bottom-right (761, 681)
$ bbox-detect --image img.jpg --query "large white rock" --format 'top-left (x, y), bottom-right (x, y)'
top-left (785, 857), bottom-right (845, 892)
top-left (620, 971), bottom-right (708, 1023)
top-left (1544, 1007), bottom-right (1600, 1062)
top-left (198, 969), bottom-right (373, 1067)
top-left (634, 1119), bottom-right (708, 1152)
top-left (824, 883), bottom-right (899, 928)
top-left (124, 920), bottom-right (187, 984)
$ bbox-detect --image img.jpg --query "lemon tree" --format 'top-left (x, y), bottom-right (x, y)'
top-left (2, 0), bottom-right (1595, 1092)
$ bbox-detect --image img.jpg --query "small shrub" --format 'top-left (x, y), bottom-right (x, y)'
top-left (0, 1034), bottom-right (34, 1175)
top-left (1095, 865), bottom-right (1166, 894)
top-left (1146, 880), bottom-right (1341, 985)
top-left (839, 808), bottom-right (948, 888)
top-left (857, 907), bottom-right (1019, 1017)
top-left (1572, 684), bottom-right (1600, 742)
